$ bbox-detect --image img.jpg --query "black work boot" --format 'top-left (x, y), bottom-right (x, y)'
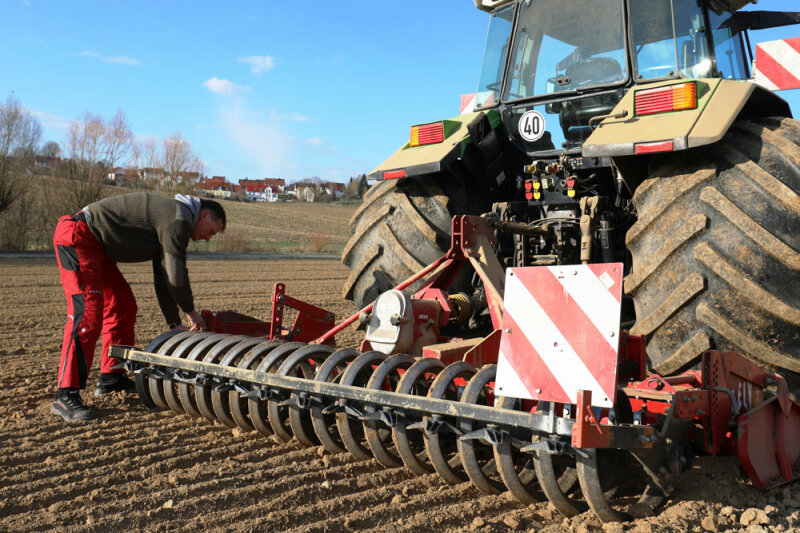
top-left (95, 372), bottom-right (136, 396)
top-left (51, 389), bottom-right (96, 422)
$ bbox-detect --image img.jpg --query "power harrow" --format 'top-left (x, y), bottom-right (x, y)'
top-left (111, 215), bottom-right (800, 523)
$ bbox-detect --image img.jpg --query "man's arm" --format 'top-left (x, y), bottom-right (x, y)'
top-left (152, 257), bottom-right (207, 331)
top-left (152, 258), bottom-right (183, 328)
top-left (159, 220), bottom-right (195, 310)
top-left (157, 219), bottom-right (207, 330)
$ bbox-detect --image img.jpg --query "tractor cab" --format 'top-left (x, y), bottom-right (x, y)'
top-left (475, 0), bottom-right (753, 154)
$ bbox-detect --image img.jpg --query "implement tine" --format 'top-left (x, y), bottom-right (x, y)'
top-left (460, 426), bottom-right (505, 446)
top-left (322, 400), bottom-right (363, 418)
top-left (358, 408), bottom-right (401, 428)
top-left (214, 380), bottom-right (250, 393)
top-left (408, 416), bottom-right (462, 436)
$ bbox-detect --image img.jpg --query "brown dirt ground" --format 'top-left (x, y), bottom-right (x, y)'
top-left (2, 256), bottom-right (799, 533)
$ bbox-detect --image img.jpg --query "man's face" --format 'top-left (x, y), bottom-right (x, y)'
top-left (191, 210), bottom-right (223, 242)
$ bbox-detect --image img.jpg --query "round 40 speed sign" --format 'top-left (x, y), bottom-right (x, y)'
top-left (518, 110), bottom-right (546, 142)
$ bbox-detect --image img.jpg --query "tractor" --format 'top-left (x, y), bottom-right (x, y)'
top-left (345, 0), bottom-right (800, 378)
top-left (113, 0), bottom-right (800, 523)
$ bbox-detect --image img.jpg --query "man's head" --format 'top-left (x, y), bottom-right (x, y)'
top-left (192, 199), bottom-right (226, 241)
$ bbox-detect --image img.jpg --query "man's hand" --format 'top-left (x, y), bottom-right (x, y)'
top-left (187, 310), bottom-right (207, 332)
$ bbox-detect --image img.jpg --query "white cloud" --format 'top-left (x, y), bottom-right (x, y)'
top-left (238, 55), bottom-right (275, 75)
top-left (218, 99), bottom-right (293, 176)
top-left (206, 96), bottom-right (366, 180)
top-left (29, 109), bottom-right (71, 130)
top-left (268, 110), bottom-right (312, 122)
top-left (75, 51), bottom-right (142, 66)
top-left (202, 77), bottom-right (250, 96)
top-left (316, 55), bottom-right (344, 66)
top-left (105, 56), bottom-right (141, 66)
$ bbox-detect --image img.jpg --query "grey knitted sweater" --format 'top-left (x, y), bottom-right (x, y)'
top-left (85, 192), bottom-right (195, 325)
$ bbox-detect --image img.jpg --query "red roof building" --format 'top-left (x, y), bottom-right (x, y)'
top-left (322, 181), bottom-right (346, 192)
top-left (238, 178), bottom-right (286, 193)
top-left (196, 176), bottom-right (233, 191)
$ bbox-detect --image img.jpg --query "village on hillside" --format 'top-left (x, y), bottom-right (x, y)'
top-left (33, 155), bottom-right (364, 203)
top-left (194, 176), bottom-right (347, 203)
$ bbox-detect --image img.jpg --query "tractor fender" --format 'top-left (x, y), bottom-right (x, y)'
top-left (582, 78), bottom-right (791, 157)
top-left (368, 110), bottom-right (502, 181)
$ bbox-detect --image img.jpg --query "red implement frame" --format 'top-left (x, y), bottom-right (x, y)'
top-left (572, 349), bottom-right (800, 489)
top-left (200, 283), bottom-right (336, 344)
top-left (270, 283), bottom-right (336, 344)
top-left (739, 393), bottom-right (800, 489)
top-left (313, 215), bottom-right (506, 351)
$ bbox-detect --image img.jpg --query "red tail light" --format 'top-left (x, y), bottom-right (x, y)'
top-left (383, 169), bottom-right (407, 180)
top-left (634, 140), bottom-right (674, 154)
top-left (410, 122), bottom-right (445, 147)
top-left (634, 82), bottom-right (698, 116)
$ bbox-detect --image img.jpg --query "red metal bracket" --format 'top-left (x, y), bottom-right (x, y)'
top-left (270, 283), bottom-right (336, 344)
top-left (617, 331), bottom-right (647, 383)
top-left (416, 216), bottom-right (504, 328)
top-left (462, 329), bottom-right (502, 367)
top-left (671, 390), bottom-right (710, 420)
top-left (573, 390), bottom-right (607, 448)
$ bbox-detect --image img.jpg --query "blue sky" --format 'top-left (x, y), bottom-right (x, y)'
top-left (1, 0), bottom-right (798, 183)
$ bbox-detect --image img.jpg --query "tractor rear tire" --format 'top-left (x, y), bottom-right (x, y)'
top-left (626, 117), bottom-right (800, 377)
top-left (342, 172), bottom-right (486, 309)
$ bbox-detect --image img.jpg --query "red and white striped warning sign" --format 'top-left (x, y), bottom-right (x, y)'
top-left (495, 264), bottom-right (623, 408)
top-left (754, 37), bottom-right (800, 91)
top-left (460, 91), bottom-right (497, 114)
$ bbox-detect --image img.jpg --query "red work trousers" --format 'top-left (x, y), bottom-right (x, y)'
top-left (53, 215), bottom-right (137, 390)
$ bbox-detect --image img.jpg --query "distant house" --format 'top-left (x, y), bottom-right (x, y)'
top-left (239, 178), bottom-right (285, 192)
top-left (285, 180), bottom-right (345, 201)
top-left (238, 177), bottom-right (285, 202)
top-left (176, 170), bottom-right (201, 184)
top-left (107, 167), bottom-right (139, 187)
top-left (34, 155), bottom-right (61, 171)
top-left (141, 167), bottom-right (166, 186)
top-left (321, 181), bottom-right (346, 199)
top-left (195, 176), bottom-right (233, 191)
top-left (194, 176), bottom-right (234, 198)
top-left (247, 189), bottom-right (279, 202)
top-left (286, 181), bottom-right (318, 202)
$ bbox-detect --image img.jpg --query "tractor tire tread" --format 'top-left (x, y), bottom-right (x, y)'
top-left (627, 117), bottom-right (800, 376)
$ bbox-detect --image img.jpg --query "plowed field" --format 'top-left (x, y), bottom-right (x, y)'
top-left (2, 256), bottom-right (799, 532)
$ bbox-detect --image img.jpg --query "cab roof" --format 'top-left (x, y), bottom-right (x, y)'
top-left (473, 0), bottom-right (757, 14)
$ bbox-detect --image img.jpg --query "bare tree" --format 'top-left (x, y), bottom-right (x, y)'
top-left (57, 110), bottom-right (133, 212)
top-left (129, 139), bottom-right (143, 188)
top-left (61, 112), bottom-right (108, 212)
top-left (130, 137), bottom-right (157, 188)
top-left (130, 137), bottom-right (165, 189)
top-left (162, 131), bottom-right (202, 191)
top-left (105, 110), bottom-right (133, 170)
top-left (0, 95), bottom-right (42, 214)
top-left (40, 141), bottom-right (61, 158)
top-left (142, 138), bottom-right (162, 188)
